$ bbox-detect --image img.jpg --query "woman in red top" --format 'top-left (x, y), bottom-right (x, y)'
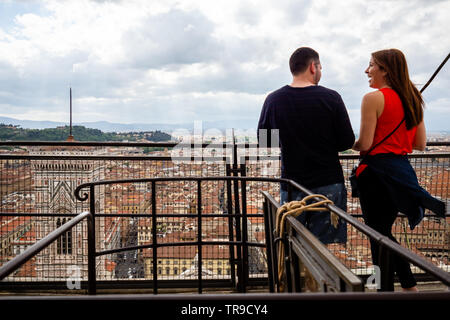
top-left (353, 49), bottom-right (426, 292)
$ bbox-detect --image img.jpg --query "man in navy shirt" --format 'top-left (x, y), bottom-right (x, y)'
top-left (257, 47), bottom-right (355, 244)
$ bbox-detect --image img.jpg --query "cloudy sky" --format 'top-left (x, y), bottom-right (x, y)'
top-left (0, 0), bottom-right (449, 132)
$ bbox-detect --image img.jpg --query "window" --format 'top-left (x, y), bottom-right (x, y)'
top-left (56, 218), bottom-right (72, 255)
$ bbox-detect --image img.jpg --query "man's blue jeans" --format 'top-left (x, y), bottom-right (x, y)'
top-left (280, 182), bottom-right (347, 244)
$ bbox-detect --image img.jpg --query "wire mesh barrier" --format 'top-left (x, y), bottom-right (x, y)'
top-left (0, 142), bottom-right (448, 293)
top-left (248, 150), bottom-right (449, 279)
top-left (261, 186), bottom-right (449, 293)
top-left (72, 176), bottom-right (276, 294)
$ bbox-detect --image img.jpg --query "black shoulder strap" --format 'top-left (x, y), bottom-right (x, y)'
top-left (361, 117), bottom-right (405, 160)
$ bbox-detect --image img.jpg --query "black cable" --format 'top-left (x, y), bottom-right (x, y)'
top-left (420, 52), bottom-right (450, 93)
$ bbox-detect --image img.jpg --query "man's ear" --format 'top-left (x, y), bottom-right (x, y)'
top-left (309, 61), bottom-right (316, 74)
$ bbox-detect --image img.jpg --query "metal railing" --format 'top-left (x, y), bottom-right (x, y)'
top-left (261, 179), bottom-right (450, 292)
top-left (0, 174), bottom-right (362, 294)
top-left (1, 175), bottom-right (448, 296)
top-left (0, 211), bottom-right (96, 293)
top-left (71, 176), bottom-right (278, 294)
top-left (0, 140), bottom-right (448, 293)
top-left (261, 191), bottom-right (363, 293)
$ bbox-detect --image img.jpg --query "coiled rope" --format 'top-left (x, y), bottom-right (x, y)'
top-left (275, 194), bottom-right (338, 291)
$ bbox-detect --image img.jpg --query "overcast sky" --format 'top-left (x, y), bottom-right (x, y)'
top-left (0, 0), bottom-right (449, 132)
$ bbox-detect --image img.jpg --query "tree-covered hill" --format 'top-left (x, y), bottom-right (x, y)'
top-left (0, 124), bottom-right (172, 142)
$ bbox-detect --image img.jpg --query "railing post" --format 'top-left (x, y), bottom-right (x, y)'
top-left (230, 130), bottom-right (243, 292)
top-left (262, 198), bottom-right (275, 292)
top-left (379, 245), bottom-right (394, 292)
top-left (225, 167), bottom-right (237, 289)
top-left (151, 181), bottom-right (158, 295)
top-left (241, 172), bottom-right (249, 293)
top-left (232, 176), bottom-right (243, 292)
top-left (87, 185), bottom-right (96, 295)
top-left (197, 179), bottom-right (203, 294)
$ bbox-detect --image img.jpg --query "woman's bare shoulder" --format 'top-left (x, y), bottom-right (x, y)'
top-left (362, 90), bottom-right (384, 111)
top-left (363, 90), bottom-right (384, 101)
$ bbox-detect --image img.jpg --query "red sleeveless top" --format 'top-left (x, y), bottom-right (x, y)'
top-left (357, 88), bottom-right (417, 176)
top-left (365, 88), bottom-right (416, 155)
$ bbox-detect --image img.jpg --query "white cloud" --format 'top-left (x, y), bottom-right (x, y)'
top-left (0, 0), bottom-right (448, 131)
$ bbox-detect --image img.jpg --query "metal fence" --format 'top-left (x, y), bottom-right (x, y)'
top-left (0, 141), bottom-right (448, 292)
top-left (248, 151), bottom-right (449, 277)
top-left (260, 187), bottom-right (449, 293)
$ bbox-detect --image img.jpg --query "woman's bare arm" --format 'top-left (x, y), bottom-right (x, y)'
top-left (353, 91), bottom-right (384, 151)
top-left (413, 120), bottom-right (426, 151)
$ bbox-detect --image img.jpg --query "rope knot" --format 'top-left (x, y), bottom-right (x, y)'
top-left (274, 194), bottom-right (339, 291)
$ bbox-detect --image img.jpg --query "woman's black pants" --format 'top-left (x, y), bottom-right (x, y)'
top-left (358, 167), bottom-right (417, 290)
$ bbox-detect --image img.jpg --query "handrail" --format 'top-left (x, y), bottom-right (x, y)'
top-left (270, 179), bottom-right (450, 289)
top-left (0, 175), bottom-right (448, 294)
top-left (286, 215), bottom-right (363, 291)
top-left (1, 152), bottom-right (449, 160)
top-left (261, 190), bottom-right (363, 292)
top-left (0, 140), bottom-right (448, 295)
top-left (0, 211), bottom-right (92, 281)
top-left (75, 176), bottom-right (272, 294)
top-left (0, 140), bottom-right (449, 147)
top-left (74, 176), bottom-right (450, 289)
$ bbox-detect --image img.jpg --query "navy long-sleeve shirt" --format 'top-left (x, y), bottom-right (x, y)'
top-left (257, 85), bottom-right (355, 188)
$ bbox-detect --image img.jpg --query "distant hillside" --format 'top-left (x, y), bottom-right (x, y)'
top-left (0, 124), bottom-right (172, 142)
top-left (0, 116), bottom-right (259, 132)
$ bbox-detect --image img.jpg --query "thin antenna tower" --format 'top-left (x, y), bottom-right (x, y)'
top-left (67, 87), bottom-right (75, 141)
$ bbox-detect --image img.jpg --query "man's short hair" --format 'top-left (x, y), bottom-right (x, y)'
top-left (289, 47), bottom-right (320, 75)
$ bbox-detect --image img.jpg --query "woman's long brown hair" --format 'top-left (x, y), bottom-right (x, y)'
top-left (372, 49), bottom-right (424, 129)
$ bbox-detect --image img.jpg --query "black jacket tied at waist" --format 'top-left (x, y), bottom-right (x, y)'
top-left (359, 154), bottom-right (446, 230)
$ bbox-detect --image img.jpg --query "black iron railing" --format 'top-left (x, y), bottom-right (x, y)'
top-left (73, 176), bottom-right (271, 294)
top-left (0, 211), bottom-right (96, 293)
top-left (1, 175), bottom-right (448, 296)
top-left (261, 184), bottom-right (450, 292)
top-left (0, 141), bottom-right (448, 293)
top-left (261, 191), bottom-right (364, 293)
